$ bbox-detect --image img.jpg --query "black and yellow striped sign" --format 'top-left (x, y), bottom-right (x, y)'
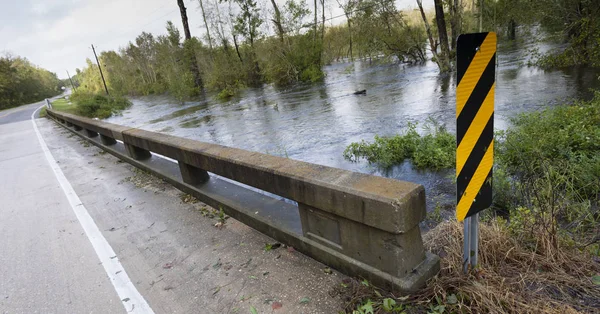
top-left (456, 32), bottom-right (496, 222)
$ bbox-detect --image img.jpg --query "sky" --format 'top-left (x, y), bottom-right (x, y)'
top-left (0, 0), bottom-right (433, 79)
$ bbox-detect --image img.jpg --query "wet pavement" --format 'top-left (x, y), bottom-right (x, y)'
top-left (16, 115), bottom-right (346, 313)
top-left (0, 112), bottom-right (125, 313)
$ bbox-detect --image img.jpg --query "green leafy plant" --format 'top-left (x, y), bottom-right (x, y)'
top-left (343, 120), bottom-right (454, 170)
top-left (382, 298), bottom-right (396, 312)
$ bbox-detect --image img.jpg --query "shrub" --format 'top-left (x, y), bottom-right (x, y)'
top-left (494, 93), bottom-right (600, 250)
top-left (343, 121), bottom-right (454, 170)
top-left (70, 91), bottom-right (132, 119)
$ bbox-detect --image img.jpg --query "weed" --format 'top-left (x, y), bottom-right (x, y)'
top-left (426, 202), bottom-right (443, 224)
top-left (179, 193), bottom-right (198, 204)
top-left (70, 91), bottom-right (131, 119)
top-left (264, 243), bottom-right (281, 252)
top-left (493, 94), bottom-right (600, 251)
top-left (217, 208), bottom-right (228, 224)
top-left (343, 121), bottom-right (454, 170)
top-left (299, 297), bottom-right (310, 304)
top-left (339, 220), bottom-right (600, 313)
top-left (413, 220), bottom-right (600, 313)
top-left (264, 243), bottom-right (274, 251)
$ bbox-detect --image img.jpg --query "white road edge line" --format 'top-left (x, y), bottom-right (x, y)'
top-left (31, 106), bottom-right (155, 314)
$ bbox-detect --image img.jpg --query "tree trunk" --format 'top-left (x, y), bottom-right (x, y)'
top-left (508, 18), bottom-right (516, 40)
top-left (434, 0), bottom-right (451, 71)
top-left (347, 15), bottom-right (353, 61)
top-left (314, 0), bottom-right (318, 43)
top-left (177, 0), bottom-right (203, 88)
top-left (321, 0), bottom-right (325, 43)
top-left (450, 0), bottom-right (461, 50)
top-left (233, 34), bottom-right (243, 63)
top-left (320, 0), bottom-right (325, 64)
top-left (270, 0), bottom-right (285, 43)
top-left (416, 0), bottom-right (440, 64)
top-left (198, 0), bottom-right (213, 50)
top-left (479, 0), bottom-right (483, 32)
top-left (177, 0), bottom-right (192, 40)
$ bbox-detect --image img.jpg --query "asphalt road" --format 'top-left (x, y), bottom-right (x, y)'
top-left (0, 109), bottom-right (128, 313)
top-left (0, 92), bottom-right (70, 125)
top-left (0, 100), bottom-right (46, 125)
top-left (0, 96), bottom-right (344, 313)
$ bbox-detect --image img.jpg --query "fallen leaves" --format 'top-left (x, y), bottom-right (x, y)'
top-left (271, 301), bottom-right (283, 310)
top-left (299, 297), bottom-right (310, 304)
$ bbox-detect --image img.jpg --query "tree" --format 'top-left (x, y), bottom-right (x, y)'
top-left (269, 0), bottom-right (285, 42)
top-left (416, 0), bottom-right (441, 65)
top-left (537, 0), bottom-right (600, 67)
top-left (197, 0), bottom-right (214, 49)
top-left (449, 0), bottom-right (462, 49)
top-left (352, 0), bottom-right (426, 62)
top-left (0, 54), bottom-right (61, 109)
top-left (434, 0), bottom-right (451, 71)
top-left (230, 0), bottom-right (264, 85)
top-left (335, 0), bottom-right (356, 61)
top-left (177, 0), bottom-right (204, 89)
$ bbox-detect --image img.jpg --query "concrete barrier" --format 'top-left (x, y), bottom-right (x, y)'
top-left (46, 109), bottom-right (440, 293)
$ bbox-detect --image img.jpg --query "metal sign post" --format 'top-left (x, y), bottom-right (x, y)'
top-left (456, 32), bottom-right (496, 273)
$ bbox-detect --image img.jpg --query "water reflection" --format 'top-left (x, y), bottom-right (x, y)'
top-left (107, 40), bottom-right (600, 212)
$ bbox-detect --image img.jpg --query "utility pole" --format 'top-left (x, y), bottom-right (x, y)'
top-left (66, 70), bottom-right (76, 92)
top-left (91, 44), bottom-right (109, 96)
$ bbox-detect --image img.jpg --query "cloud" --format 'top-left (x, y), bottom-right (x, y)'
top-left (0, 0), bottom-right (433, 79)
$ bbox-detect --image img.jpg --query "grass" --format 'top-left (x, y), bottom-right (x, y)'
top-left (340, 94), bottom-right (600, 313)
top-left (70, 91), bottom-right (131, 119)
top-left (343, 120), bottom-right (455, 170)
top-left (40, 97), bottom-right (78, 117)
top-left (44, 91), bottom-right (131, 119)
top-left (339, 220), bottom-right (600, 314)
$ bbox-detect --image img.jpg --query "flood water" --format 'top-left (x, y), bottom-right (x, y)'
top-left (106, 39), bottom-right (600, 213)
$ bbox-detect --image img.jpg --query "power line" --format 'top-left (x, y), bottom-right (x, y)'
top-left (301, 1), bottom-right (387, 29)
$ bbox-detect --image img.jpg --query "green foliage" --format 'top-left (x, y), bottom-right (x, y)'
top-left (495, 93), bottom-right (600, 250)
top-left (353, 0), bottom-right (427, 62)
top-left (533, 1), bottom-right (600, 67)
top-left (264, 243), bottom-right (274, 251)
top-left (354, 299), bottom-right (374, 314)
top-left (592, 275), bottom-right (600, 285)
top-left (50, 97), bottom-right (77, 115)
top-left (381, 298), bottom-right (396, 312)
top-left (323, 2), bottom-right (427, 64)
top-left (348, 296), bottom-right (407, 314)
top-left (497, 94), bottom-right (600, 200)
top-left (0, 54), bottom-right (62, 110)
top-left (70, 91), bottom-right (131, 119)
top-left (258, 33), bottom-right (324, 86)
top-left (75, 22), bottom-right (199, 101)
top-left (343, 121), bottom-right (455, 170)
top-left (299, 297), bottom-right (310, 304)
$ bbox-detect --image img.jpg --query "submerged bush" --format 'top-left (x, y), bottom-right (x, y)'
top-left (343, 121), bottom-right (454, 170)
top-left (493, 93), bottom-right (600, 252)
top-left (496, 92), bottom-right (600, 203)
top-left (70, 91), bottom-right (132, 119)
